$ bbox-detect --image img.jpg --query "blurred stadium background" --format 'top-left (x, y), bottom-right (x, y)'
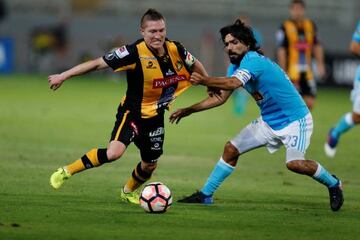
top-left (0, 0), bottom-right (359, 85)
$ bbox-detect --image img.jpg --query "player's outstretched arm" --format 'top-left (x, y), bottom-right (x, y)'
top-left (48, 57), bottom-right (109, 91)
top-left (190, 72), bottom-right (242, 90)
top-left (191, 59), bottom-right (222, 98)
top-left (169, 90), bottom-right (232, 124)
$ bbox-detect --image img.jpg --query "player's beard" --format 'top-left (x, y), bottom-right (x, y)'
top-left (228, 51), bottom-right (246, 65)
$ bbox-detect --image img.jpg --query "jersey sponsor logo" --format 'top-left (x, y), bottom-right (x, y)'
top-left (165, 69), bottom-right (175, 76)
top-left (146, 61), bottom-right (157, 69)
top-left (153, 75), bottom-right (187, 89)
top-left (149, 127), bottom-right (164, 137)
top-left (294, 41), bottom-right (311, 51)
top-left (184, 51), bottom-right (195, 67)
top-left (158, 87), bottom-right (175, 108)
top-left (114, 46), bottom-right (129, 59)
top-left (150, 137), bottom-right (163, 143)
top-left (151, 142), bottom-right (161, 151)
top-left (130, 121), bottom-right (139, 136)
top-left (139, 56), bottom-right (157, 60)
top-left (233, 69), bottom-right (251, 84)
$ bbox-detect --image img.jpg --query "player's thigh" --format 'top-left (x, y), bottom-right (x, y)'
top-left (283, 113), bottom-right (313, 162)
top-left (135, 116), bottom-right (164, 163)
top-left (230, 119), bottom-right (268, 154)
top-left (109, 106), bottom-right (137, 145)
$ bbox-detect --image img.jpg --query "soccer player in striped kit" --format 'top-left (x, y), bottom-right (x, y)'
top-left (48, 9), bottom-right (208, 204)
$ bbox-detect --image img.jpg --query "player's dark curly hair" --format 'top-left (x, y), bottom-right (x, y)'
top-left (220, 19), bottom-right (262, 54)
top-left (140, 9), bottom-right (165, 28)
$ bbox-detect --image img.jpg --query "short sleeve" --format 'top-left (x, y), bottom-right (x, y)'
top-left (173, 41), bottom-right (196, 69)
top-left (103, 44), bottom-right (137, 71)
top-left (232, 68), bottom-right (252, 85)
top-left (232, 53), bottom-right (264, 85)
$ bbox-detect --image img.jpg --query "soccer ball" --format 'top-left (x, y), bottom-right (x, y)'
top-left (140, 182), bottom-right (172, 213)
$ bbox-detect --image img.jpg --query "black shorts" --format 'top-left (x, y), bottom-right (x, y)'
top-left (110, 105), bottom-right (164, 163)
top-left (297, 72), bottom-right (317, 97)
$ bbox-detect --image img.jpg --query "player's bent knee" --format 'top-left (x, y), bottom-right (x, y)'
top-left (107, 141), bottom-right (126, 160)
top-left (107, 151), bottom-right (122, 161)
top-left (224, 142), bottom-right (240, 157)
top-left (223, 142), bottom-right (240, 166)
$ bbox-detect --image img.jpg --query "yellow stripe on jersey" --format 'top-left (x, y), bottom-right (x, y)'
top-left (137, 41), bottom-right (164, 118)
top-left (166, 41), bottom-right (192, 102)
top-left (115, 110), bottom-right (130, 140)
top-left (135, 41), bottom-right (191, 118)
top-left (114, 63), bottom-right (136, 72)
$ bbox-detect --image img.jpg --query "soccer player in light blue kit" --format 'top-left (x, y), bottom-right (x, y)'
top-left (170, 20), bottom-right (344, 211)
top-left (325, 21), bottom-right (360, 158)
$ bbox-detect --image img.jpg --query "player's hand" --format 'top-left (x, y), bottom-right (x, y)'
top-left (190, 72), bottom-right (205, 85)
top-left (48, 74), bottom-right (66, 91)
top-left (169, 108), bottom-right (193, 124)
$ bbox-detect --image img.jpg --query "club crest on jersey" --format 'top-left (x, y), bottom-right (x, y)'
top-left (153, 75), bottom-right (187, 88)
top-left (175, 60), bottom-right (183, 71)
top-left (114, 46), bottom-right (129, 59)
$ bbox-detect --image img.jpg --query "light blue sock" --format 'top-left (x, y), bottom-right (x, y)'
top-left (312, 163), bottom-right (339, 188)
top-left (201, 158), bottom-right (235, 196)
top-left (332, 112), bottom-right (354, 138)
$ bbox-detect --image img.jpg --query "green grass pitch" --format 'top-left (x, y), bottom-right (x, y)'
top-left (0, 74), bottom-right (359, 240)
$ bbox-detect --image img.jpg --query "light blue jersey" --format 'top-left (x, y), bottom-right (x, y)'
top-left (230, 51), bottom-right (309, 130)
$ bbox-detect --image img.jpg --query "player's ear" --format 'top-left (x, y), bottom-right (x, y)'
top-left (140, 27), bottom-right (145, 37)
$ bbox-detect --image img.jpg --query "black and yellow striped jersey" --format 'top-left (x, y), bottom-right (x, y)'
top-left (103, 38), bottom-right (195, 119)
top-left (277, 19), bottom-right (319, 82)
